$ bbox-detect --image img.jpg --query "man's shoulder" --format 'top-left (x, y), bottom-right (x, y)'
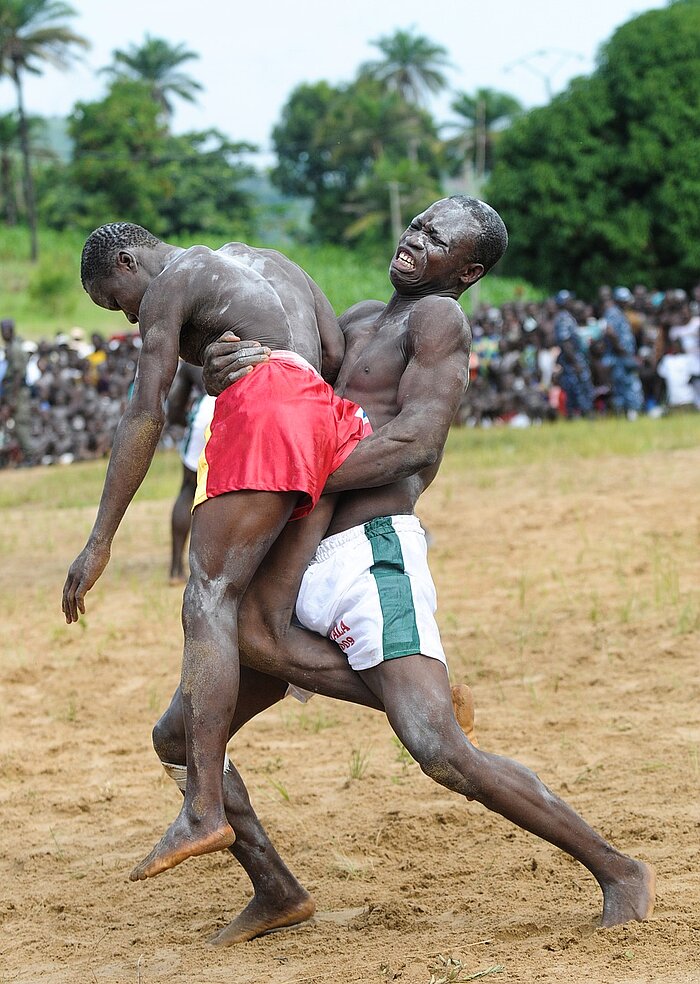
top-left (343, 299), bottom-right (387, 319)
top-left (340, 299), bottom-right (386, 333)
top-left (409, 295), bottom-right (470, 338)
top-left (406, 296), bottom-right (471, 362)
top-left (153, 245), bottom-right (214, 282)
top-left (147, 246), bottom-right (219, 302)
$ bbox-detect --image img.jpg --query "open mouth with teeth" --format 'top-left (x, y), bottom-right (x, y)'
top-left (394, 248), bottom-right (416, 272)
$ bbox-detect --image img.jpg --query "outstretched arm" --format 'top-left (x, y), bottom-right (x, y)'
top-left (62, 312), bottom-right (181, 622)
top-left (325, 296), bottom-right (471, 493)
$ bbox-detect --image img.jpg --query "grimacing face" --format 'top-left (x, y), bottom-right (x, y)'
top-left (389, 200), bottom-right (478, 294)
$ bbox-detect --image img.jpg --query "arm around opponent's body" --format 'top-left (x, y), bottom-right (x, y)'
top-left (62, 291), bottom-right (183, 622)
top-left (325, 296), bottom-right (471, 492)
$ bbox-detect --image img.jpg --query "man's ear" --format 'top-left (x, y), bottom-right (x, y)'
top-left (459, 262), bottom-right (484, 287)
top-left (116, 249), bottom-right (137, 272)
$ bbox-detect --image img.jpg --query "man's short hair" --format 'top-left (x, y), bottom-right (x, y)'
top-left (449, 196), bottom-right (508, 274)
top-left (81, 222), bottom-right (160, 288)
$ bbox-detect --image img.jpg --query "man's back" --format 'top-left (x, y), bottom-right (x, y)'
top-left (153, 243), bottom-right (328, 371)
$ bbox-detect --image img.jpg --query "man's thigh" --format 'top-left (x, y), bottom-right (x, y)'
top-left (189, 489), bottom-right (299, 589)
top-left (241, 495), bottom-right (338, 634)
top-left (359, 655), bottom-right (457, 745)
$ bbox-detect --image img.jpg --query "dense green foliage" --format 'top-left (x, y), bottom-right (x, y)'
top-left (487, 0), bottom-right (700, 293)
top-left (33, 79), bottom-right (256, 238)
top-left (4, 8), bottom-right (700, 290)
top-left (0, 0), bottom-right (88, 258)
top-left (271, 76), bottom-right (443, 243)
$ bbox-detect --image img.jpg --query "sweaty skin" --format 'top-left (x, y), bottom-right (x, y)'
top-left (153, 199), bottom-right (654, 940)
top-left (62, 237), bottom-right (347, 880)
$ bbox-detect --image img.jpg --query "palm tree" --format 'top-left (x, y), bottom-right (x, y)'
top-left (0, 112), bottom-right (20, 225)
top-left (447, 88), bottom-right (523, 177)
top-left (101, 35), bottom-right (203, 117)
top-left (0, 0), bottom-right (88, 259)
top-left (360, 28), bottom-right (451, 106)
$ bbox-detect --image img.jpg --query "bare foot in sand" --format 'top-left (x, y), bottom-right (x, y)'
top-left (451, 683), bottom-right (478, 747)
top-left (130, 811), bottom-right (234, 881)
top-left (209, 889), bottom-right (316, 946)
top-left (600, 860), bottom-right (655, 927)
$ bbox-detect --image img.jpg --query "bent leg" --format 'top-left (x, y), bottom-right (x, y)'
top-left (131, 489), bottom-right (297, 882)
top-left (240, 498), bottom-right (383, 709)
top-left (361, 655), bottom-right (654, 928)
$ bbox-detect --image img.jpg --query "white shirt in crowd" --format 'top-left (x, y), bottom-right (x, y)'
top-left (656, 352), bottom-right (695, 406)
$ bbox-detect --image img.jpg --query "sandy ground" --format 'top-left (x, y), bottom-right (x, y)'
top-left (1, 439), bottom-right (699, 984)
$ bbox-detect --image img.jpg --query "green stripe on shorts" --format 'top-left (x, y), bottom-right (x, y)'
top-left (364, 517), bottom-right (420, 660)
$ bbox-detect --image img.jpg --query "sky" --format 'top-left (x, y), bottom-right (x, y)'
top-left (0, 0), bottom-right (664, 159)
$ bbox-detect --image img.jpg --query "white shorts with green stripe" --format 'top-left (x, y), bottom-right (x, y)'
top-left (295, 514), bottom-right (446, 672)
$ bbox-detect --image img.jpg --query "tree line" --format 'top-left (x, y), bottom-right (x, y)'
top-left (2, 0), bottom-right (700, 295)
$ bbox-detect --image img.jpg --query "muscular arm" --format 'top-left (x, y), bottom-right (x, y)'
top-left (325, 297), bottom-right (471, 493)
top-left (62, 300), bottom-right (181, 622)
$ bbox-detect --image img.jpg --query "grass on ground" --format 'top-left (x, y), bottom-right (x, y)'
top-left (0, 413), bottom-right (696, 514)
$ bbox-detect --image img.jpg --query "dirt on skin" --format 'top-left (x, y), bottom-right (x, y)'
top-left (1, 441), bottom-right (699, 984)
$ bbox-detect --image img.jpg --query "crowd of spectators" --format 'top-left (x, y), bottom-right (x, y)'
top-left (1, 282), bottom-right (698, 467)
top-left (459, 284), bottom-right (700, 426)
top-left (0, 320), bottom-right (147, 468)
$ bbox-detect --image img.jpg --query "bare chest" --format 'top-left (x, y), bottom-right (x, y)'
top-left (336, 324), bottom-right (410, 422)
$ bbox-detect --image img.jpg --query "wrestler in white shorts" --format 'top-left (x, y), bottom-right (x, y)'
top-left (295, 514), bottom-right (446, 672)
top-left (181, 393), bottom-right (216, 472)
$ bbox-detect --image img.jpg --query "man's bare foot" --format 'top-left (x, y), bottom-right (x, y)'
top-left (451, 684), bottom-right (478, 747)
top-left (129, 813), bottom-right (235, 881)
top-left (600, 860), bottom-right (655, 927)
top-left (209, 890), bottom-right (316, 946)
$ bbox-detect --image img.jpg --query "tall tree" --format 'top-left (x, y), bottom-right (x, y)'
top-left (359, 28), bottom-right (450, 105)
top-left (487, 0), bottom-right (700, 293)
top-left (67, 79), bottom-right (172, 232)
top-left (447, 88), bottom-right (523, 177)
top-left (101, 34), bottom-right (202, 117)
top-left (40, 80), bottom-right (255, 240)
top-left (0, 111), bottom-right (20, 224)
top-left (0, 0), bottom-right (88, 259)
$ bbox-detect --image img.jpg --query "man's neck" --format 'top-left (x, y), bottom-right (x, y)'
top-left (386, 285), bottom-right (463, 312)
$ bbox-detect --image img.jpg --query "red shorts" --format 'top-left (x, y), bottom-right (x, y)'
top-left (192, 351), bottom-right (372, 521)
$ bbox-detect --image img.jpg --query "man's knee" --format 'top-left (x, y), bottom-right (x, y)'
top-left (182, 570), bottom-right (245, 628)
top-left (404, 722), bottom-right (480, 799)
top-left (239, 593), bottom-right (289, 654)
top-left (152, 706), bottom-right (185, 763)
